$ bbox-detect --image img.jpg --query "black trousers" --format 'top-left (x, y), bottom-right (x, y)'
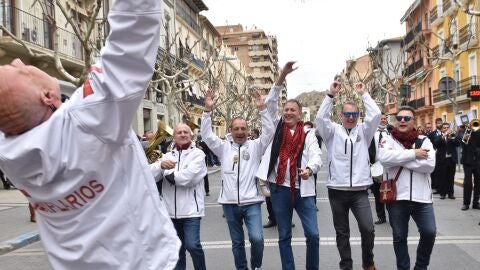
top-left (437, 158), bottom-right (456, 196)
top-left (371, 181), bottom-right (386, 220)
top-left (463, 164), bottom-right (480, 206)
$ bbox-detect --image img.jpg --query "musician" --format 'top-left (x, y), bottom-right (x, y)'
top-left (316, 80), bottom-right (381, 270)
top-left (378, 106), bottom-right (436, 270)
top-left (368, 113), bottom-right (389, 225)
top-left (460, 125), bottom-right (480, 210)
top-left (432, 123), bottom-right (460, 200)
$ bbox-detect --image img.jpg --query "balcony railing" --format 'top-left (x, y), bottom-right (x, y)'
top-left (459, 24), bottom-right (477, 46)
top-left (184, 94), bottom-right (205, 107)
top-left (407, 97), bottom-right (425, 109)
top-left (405, 58), bottom-right (424, 77)
top-left (191, 54), bottom-right (205, 70)
top-left (430, 6), bottom-right (438, 23)
top-left (432, 76), bottom-right (477, 103)
top-left (443, 0), bottom-right (451, 14)
top-left (1, 6), bottom-right (84, 60)
top-left (175, 4), bottom-right (201, 35)
top-left (403, 22), bottom-right (422, 47)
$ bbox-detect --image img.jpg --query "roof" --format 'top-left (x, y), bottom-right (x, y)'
top-left (400, 0), bottom-right (421, 23)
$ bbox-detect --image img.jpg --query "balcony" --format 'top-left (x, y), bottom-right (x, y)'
top-left (1, 6), bottom-right (84, 60)
top-left (403, 22), bottom-right (422, 50)
top-left (175, 5), bottom-right (201, 35)
top-left (443, 0), bottom-right (458, 17)
top-left (433, 76), bottom-right (477, 103)
top-left (190, 54), bottom-right (205, 70)
top-left (430, 5), bottom-right (444, 27)
top-left (405, 58), bottom-right (424, 77)
top-left (459, 24), bottom-right (478, 47)
top-left (407, 97), bottom-right (425, 109)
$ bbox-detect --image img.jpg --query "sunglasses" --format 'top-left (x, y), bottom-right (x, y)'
top-left (343, 112), bottom-right (359, 118)
top-left (395, 115), bottom-right (414, 122)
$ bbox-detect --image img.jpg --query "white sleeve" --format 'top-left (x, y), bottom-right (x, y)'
top-left (315, 96), bottom-right (336, 140)
top-left (402, 138), bottom-right (436, 173)
top-left (150, 161), bottom-right (164, 182)
top-left (305, 132), bottom-right (322, 173)
top-left (255, 108), bottom-right (276, 155)
top-left (378, 137), bottom-right (416, 168)
top-left (361, 93), bottom-right (381, 143)
top-left (69, 0), bottom-right (161, 143)
top-left (174, 151), bottom-right (207, 187)
top-left (265, 85), bottom-right (282, 126)
top-left (200, 112), bottom-right (226, 159)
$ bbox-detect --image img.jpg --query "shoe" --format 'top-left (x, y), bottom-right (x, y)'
top-left (2, 180), bottom-right (10, 190)
top-left (473, 205), bottom-right (480, 210)
top-left (448, 194), bottom-right (456, 200)
top-left (374, 218), bottom-right (386, 225)
top-left (263, 220), bottom-right (276, 228)
top-left (205, 192), bottom-right (210, 196)
top-left (316, 206), bottom-right (319, 212)
top-left (363, 264), bottom-right (376, 270)
top-left (291, 223), bottom-right (295, 228)
top-left (440, 195), bottom-right (446, 200)
top-left (461, 205), bottom-right (469, 211)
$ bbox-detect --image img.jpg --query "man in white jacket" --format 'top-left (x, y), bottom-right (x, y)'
top-left (151, 123), bottom-right (208, 270)
top-left (316, 81), bottom-right (381, 270)
top-left (257, 61), bottom-right (322, 270)
top-left (378, 106), bottom-right (436, 270)
top-left (201, 89), bottom-right (273, 270)
top-left (0, 0), bottom-right (180, 269)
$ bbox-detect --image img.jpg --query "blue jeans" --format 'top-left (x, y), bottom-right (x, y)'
top-left (222, 203), bottom-right (264, 270)
top-left (328, 189), bottom-right (375, 270)
top-left (270, 184), bottom-right (319, 270)
top-left (172, 217), bottom-right (206, 270)
top-left (386, 201), bottom-right (436, 270)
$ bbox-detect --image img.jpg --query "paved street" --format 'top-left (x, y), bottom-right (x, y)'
top-left (1, 149), bottom-right (480, 269)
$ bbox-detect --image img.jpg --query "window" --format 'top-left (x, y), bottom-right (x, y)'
top-left (472, 107), bottom-right (478, 119)
top-left (438, 30), bottom-right (444, 56)
top-left (469, 53), bottom-right (477, 84)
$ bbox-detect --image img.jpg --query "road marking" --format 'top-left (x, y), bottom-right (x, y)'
top-left (3, 236), bottom-right (480, 257)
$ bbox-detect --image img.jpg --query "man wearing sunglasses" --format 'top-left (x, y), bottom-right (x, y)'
top-left (378, 106), bottom-right (436, 270)
top-left (316, 81), bottom-right (381, 270)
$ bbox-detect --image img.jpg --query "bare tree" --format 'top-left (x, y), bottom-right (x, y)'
top-left (0, 0), bottom-right (104, 86)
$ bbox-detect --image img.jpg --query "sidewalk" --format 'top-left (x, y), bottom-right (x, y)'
top-left (0, 168), bottom-right (221, 256)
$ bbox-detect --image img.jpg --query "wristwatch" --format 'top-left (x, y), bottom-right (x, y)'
top-left (306, 167), bottom-right (313, 176)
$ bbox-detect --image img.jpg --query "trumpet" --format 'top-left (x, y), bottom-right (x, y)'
top-left (462, 119), bottom-right (480, 144)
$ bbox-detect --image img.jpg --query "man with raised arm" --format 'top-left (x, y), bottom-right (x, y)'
top-left (0, 0), bottom-right (180, 269)
top-left (316, 81), bottom-right (381, 270)
top-left (200, 89), bottom-right (274, 270)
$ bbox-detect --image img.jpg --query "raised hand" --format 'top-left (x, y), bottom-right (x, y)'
top-left (355, 82), bottom-right (366, 95)
top-left (204, 89), bottom-right (214, 112)
top-left (253, 90), bottom-right (266, 110)
top-left (329, 81), bottom-right (341, 96)
top-left (275, 61), bottom-right (298, 86)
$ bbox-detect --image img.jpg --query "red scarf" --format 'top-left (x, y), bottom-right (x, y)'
top-left (276, 122), bottom-right (305, 197)
top-left (391, 128), bottom-right (419, 149)
top-left (176, 142), bottom-right (191, 151)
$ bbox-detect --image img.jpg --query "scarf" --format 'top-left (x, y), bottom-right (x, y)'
top-left (391, 128), bottom-right (419, 149)
top-left (276, 121), bottom-right (305, 198)
top-left (176, 142), bottom-right (191, 151)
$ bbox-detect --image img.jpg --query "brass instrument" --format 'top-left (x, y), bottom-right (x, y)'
top-left (145, 121), bottom-right (172, 163)
top-left (462, 119), bottom-right (480, 144)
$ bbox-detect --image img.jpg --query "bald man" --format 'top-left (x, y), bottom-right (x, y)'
top-left (151, 123), bottom-right (208, 270)
top-left (0, 0), bottom-right (180, 269)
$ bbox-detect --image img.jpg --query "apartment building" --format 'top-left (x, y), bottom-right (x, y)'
top-left (429, 0), bottom-right (479, 123)
top-left (215, 24), bottom-right (282, 100)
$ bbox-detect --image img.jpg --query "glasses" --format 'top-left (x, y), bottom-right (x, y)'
top-left (395, 115), bottom-right (414, 122)
top-left (343, 112), bottom-right (359, 118)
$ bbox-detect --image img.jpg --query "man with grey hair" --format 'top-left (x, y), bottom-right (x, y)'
top-left (316, 81), bottom-right (381, 270)
top-left (0, 0), bottom-right (180, 268)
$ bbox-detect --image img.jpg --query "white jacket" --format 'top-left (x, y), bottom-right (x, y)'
top-left (0, 1), bottom-right (180, 269)
top-left (378, 135), bottom-right (436, 203)
top-left (316, 93), bottom-right (381, 188)
top-left (150, 145), bottom-right (207, 218)
top-left (256, 128), bottom-right (322, 197)
top-left (201, 109), bottom-right (274, 205)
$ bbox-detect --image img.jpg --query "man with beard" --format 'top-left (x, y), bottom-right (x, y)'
top-left (316, 80), bottom-right (381, 270)
top-left (378, 106), bottom-right (436, 270)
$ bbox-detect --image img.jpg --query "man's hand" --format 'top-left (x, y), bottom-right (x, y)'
top-left (204, 89), bottom-right (214, 112)
top-left (275, 61), bottom-right (298, 86)
top-left (355, 82), bottom-right (366, 95)
top-left (298, 168), bottom-right (312, 180)
top-left (329, 81), bottom-right (341, 96)
top-left (161, 160), bottom-right (176, 170)
top-left (414, 149), bottom-right (429, 160)
top-left (253, 90), bottom-right (266, 110)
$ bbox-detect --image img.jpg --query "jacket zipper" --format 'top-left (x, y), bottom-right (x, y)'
top-left (194, 190), bottom-right (199, 212)
top-left (328, 161), bottom-right (332, 181)
top-left (410, 170), bottom-right (413, 201)
top-left (349, 139), bottom-right (353, 187)
top-left (237, 145), bottom-right (242, 204)
top-left (175, 150), bottom-right (181, 218)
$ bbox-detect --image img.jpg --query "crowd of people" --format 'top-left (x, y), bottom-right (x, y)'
top-left (0, 0), bottom-right (479, 269)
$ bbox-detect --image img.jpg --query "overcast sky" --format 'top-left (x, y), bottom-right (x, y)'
top-left (203, 0), bottom-right (413, 98)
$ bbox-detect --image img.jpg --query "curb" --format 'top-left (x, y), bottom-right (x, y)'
top-left (0, 230), bottom-right (40, 256)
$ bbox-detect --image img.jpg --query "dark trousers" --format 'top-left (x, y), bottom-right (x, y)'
top-left (371, 181), bottom-right (386, 220)
top-left (328, 189), bottom-right (375, 270)
top-left (436, 158), bottom-right (456, 196)
top-left (463, 164), bottom-right (480, 206)
top-left (265, 197), bottom-right (276, 223)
